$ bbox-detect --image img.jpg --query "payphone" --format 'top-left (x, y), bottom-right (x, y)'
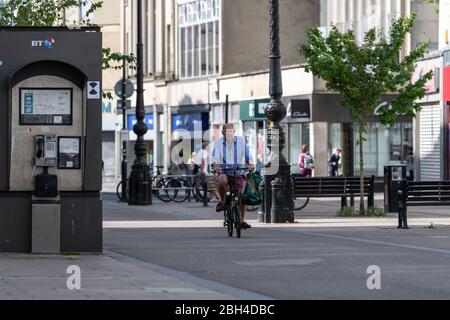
top-left (384, 165), bottom-right (407, 213)
top-left (34, 135), bottom-right (57, 168)
top-left (33, 135), bottom-right (58, 198)
top-left (0, 27), bottom-right (103, 253)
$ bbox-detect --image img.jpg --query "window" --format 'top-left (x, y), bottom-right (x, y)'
top-left (354, 122), bottom-right (413, 177)
top-left (178, 0), bottom-right (220, 79)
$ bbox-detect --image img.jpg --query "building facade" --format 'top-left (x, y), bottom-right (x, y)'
top-left (67, 0), bottom-right (124, 182)
top-left (122, 0), bottom-right (320, 174)
top-left (121, 0), bottom-right (438, 179)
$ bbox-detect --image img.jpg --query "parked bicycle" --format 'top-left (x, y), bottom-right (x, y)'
top-left (245, 174), bottom-right (309, 212)
top-left (116, 166), bottom-right (171, 203)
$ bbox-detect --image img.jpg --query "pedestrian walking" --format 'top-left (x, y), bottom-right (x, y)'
top-left (406, 148), bottom-right (414, 181)
top-left (195, 142), bottom-right (210, 175)
top-left (328, 148), bottom-right (342, 177)
top-left (298, 144), bottom-right (314, 177)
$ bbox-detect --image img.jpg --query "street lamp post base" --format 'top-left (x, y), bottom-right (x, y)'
top-left (128, 164), bottom-right (152, 206)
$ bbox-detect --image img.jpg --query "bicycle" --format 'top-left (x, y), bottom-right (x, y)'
top-left (116, 166), bottom-right (171, 203)
top-left (192, 173), bottom-right (216, 203)
top-left (219, 166), bottom-right (252, 239)
top-left (245, 174), bottom-right (310, 212)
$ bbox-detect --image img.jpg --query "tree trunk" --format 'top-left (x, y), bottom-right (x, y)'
top-left (359, 122), bottom-right (365, 214)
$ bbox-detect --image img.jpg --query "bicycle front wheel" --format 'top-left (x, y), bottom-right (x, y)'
top-left (226, 209), bottom-right (233, 238)
top-left (155, 178), bottom-right (172, 203)
top-left (116, 179), bottom-right (128, 203)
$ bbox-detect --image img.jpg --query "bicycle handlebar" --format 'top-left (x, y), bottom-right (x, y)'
top-left (218, 166), bottom-right (251, 171)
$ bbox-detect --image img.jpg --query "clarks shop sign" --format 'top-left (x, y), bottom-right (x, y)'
top-left (290, 99), bottom-right (310, 121)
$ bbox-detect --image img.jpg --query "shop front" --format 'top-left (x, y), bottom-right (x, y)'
top-left (127, 113), bottom-right (156, 173)
top-left (240, 98), bottom-right (269, 169)
top-left (238, 97), bottom-right (311, 173)
top-left (413, 53), bottom-right (443, 181)
top-left (308, 93), bottom-right (411, 178)
top-left (283, 97), bottom-right (311, 174)
top-left (170, 105), bottom-right (210, 167)
top-left (443, 49), bottom-right (450, 180)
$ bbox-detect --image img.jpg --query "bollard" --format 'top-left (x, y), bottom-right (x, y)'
top-left (397, 190), bottom-right (404, 229)
top-left (341, 196), bottom-right (348, 208)
top-left (202, 175), bottom-right (208, 207)
top-left (270, 177), bottom-right (284, 223)
top-left (368, 175), bottom-right (375, 208)
top-left (258, 178), bottom-right (265, 223)
top-left (397, 180), bottom-right (409, 229)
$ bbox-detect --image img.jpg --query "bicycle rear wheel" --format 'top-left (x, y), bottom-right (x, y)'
top-left (166, 178), bottom-right (190, 203)
top-left (293, 197), bottom-right (310, 211)
top-left (234, 205), bottom-right (241, 238)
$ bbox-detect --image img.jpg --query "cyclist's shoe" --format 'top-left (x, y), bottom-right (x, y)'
top-left (216, 202), bottom-right (226, 212)
top-left (241, 221), bottom-right (252, 229)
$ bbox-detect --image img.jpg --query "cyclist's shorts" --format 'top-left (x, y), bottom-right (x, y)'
top-left (221, 173), bottom-right (246, 194)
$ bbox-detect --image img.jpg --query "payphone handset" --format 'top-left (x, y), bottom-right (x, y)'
top-left (34, 135), bottom-right (57, 167)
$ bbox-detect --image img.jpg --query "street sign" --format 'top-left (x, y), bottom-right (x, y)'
top-left (114, 79), bottom-right (134, 99)
top-left (87, 81), bottom-right (101, 99)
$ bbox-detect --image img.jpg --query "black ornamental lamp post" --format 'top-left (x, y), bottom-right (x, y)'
top-left (263, 0), bottom-right (294, 223)
top-left (128, 0), bottom-right (151, 206)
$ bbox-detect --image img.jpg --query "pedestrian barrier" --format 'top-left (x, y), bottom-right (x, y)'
top-left (291, 175), bottom-right (375, 210)
top-left (397, 180), bottom-right (450, 229)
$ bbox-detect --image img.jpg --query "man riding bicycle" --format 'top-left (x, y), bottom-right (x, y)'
top-left (212, 123), bottom-right (255, 230)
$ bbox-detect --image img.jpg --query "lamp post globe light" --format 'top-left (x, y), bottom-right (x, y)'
top-left (128, 0), bottom-right (152, 206)
top-left (263, 0), bottom-right (294, 223)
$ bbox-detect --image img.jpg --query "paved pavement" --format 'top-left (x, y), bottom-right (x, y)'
top-left (101, 193), bottom-right (450, 300)
top-left (0, 251), bottom-right (268, 300)
top-left (2, 191), bottom-right (450, 299)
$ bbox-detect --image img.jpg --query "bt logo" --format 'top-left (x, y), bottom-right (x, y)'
top-left (31, 37), bottom-right (56, 48)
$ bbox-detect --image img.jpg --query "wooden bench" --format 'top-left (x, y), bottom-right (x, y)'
top-left (291, 175), bottom-right (375, 209)
top-left (397, 180), bottom-right (450, 229)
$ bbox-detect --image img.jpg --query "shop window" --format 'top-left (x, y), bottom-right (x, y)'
top-left (354, 122), bottom-right (413, 177)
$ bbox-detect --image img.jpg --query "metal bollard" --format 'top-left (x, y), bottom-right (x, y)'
top-left (397, 190), bottom-right (404, 229)
top-left (202, 176), bottom-right (208, 207)
top-left (368, 176), bottom-right (375, 208)
top-left (341, 196), bottom-right (348, 209)
top-left (270, 177), bottom-right (284, 224)
top-left (397, 180), bottom-right (409, 229)
top-left (258, 178), bottom-right (265, 223)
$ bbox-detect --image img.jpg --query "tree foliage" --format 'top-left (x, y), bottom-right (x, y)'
top-left (300, 13), bottom-right (432, 212)
top-left (0, 0), bottom-right (136, 100)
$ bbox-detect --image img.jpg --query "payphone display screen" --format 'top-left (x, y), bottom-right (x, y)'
top-left (19, 88), bottom-right (73, 125)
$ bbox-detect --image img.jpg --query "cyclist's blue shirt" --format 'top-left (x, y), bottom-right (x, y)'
top-left (212, 136), bottom-right (253, 177)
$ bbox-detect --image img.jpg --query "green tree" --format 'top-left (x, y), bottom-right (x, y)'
top-left (0, 0), bottom-right (136, 100)
top-left (300, 13), bottom-right (432, 213)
